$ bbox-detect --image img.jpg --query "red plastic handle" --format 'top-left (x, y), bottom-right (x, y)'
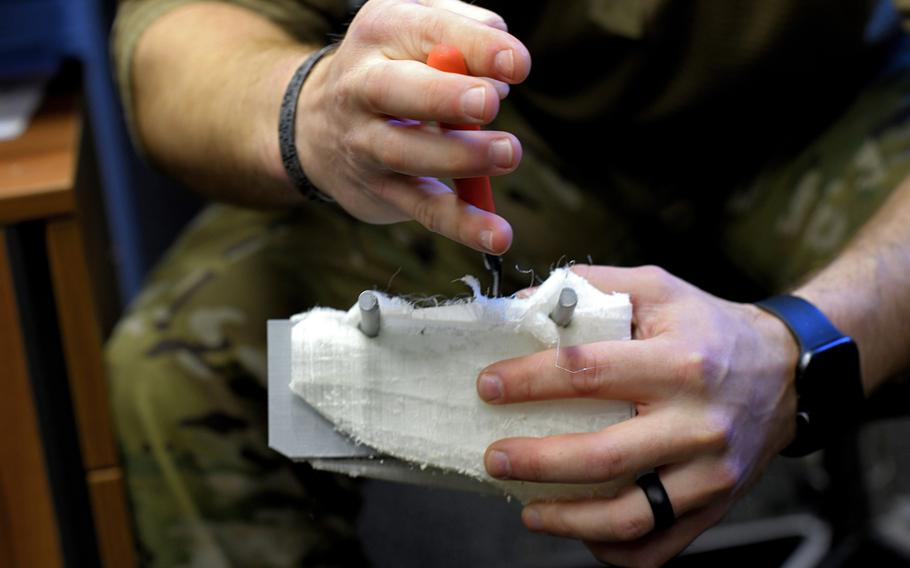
top-left (427, 44), bottom-right (496, 214)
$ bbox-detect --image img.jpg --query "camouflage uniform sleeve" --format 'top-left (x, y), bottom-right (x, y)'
top-left (111, 0), bottom-right (353, 153)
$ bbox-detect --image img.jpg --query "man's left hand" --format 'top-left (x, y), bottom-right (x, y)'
top-left (476, 265), bottom-right (800, 566)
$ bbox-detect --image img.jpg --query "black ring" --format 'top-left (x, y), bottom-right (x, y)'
top-left (635, 471), bottom-right (676, 531)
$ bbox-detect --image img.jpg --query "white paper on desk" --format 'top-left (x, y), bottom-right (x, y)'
top-left (289, 268), bottom-right (636, 502)
top-left (0, 80), bottom-right (46, 141)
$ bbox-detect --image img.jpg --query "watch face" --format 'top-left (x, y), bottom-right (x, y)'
top-left (799, 338), bottom-right (862, 436)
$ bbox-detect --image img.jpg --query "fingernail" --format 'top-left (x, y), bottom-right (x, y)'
top-left (478, 373), bottom-right (503, 402)
top-left (491, 80), bottom-right (510, 99)
top-left (495, 49), bottom-right (514, 79)
top-left (479, 230), bottom-right (495, 252)
top-left (486, 450), bottom-right (511, 478)
top-left (486, 18), bottom-right (508, 32)
top-left (490, 138), bottom-right (513, 168)
top-left (461, 86), bottom-right (486, 121)
top-left (523, 507), bottom-right (543, 531)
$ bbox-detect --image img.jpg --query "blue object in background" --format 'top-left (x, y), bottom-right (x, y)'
top-left (0, 1), bottom-right (70, 80)
top-left (1, 0), bottom-right (201, 305)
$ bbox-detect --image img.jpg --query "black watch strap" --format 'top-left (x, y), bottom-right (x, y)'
top-left (754, 295), bottom-right (847, 357)
top-left (755, 295), bottom-right (863, 457)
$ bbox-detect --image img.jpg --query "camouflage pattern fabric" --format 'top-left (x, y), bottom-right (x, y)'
top-left (107, 52), bottom-right (910, 567)
top-left (724, 53), bottom-right (910, 290)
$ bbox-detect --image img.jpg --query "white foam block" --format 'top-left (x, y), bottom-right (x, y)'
top-left (290, 268), bottom-right (635, 501)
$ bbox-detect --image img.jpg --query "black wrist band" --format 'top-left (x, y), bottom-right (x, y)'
top-left (279, 43), bottom-right (338, 202)
top-left (755, 294), bottom-right (863, 457)
top-left (755, 295), bottom-right (844, 354)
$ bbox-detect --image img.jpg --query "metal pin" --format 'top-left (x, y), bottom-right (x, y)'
top-left (358, 291), bottom-right (381, 338)
top-left (483, 253), bottom-right (502, 297)
top-left (550, 287), bottom-right (577, 327)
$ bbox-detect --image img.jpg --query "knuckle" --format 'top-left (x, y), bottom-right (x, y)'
top-left (676, 346), bottom-right (727, 392)
top-left (448, 140), bottom-right (483, 173)
top-left (486, 15), bottom-right (508, 31)
top-left (422, 77), bottom-right (456, 118)
top-left (639, 264), bottom-right (669, 285)
top-left (371, 176), bottom-right (396, 203)
top-left (612, 511), bottom-right (652, 541)
top-left (423, 11), bottom-right (448, 46)
top-left (342, 127), bottom-right (367, 163)
top-left (451, 1), bottom-right (507, 30)
top-left (513, 354), bottom-right (551, 401)
top-left (561, 346), bottom-right (603, 393)
top-left (362, 63), bottom-right (391, 111)
top-left (638, 264), bottom-right (676, 300)
top-left (393, 2), bottom-right (425, 27)
top-left (348, 2), bottom-right (397, 44)
top-left (335, 72), bottom-right (360, 111)
top-left (412, 193), bottom-right (444, 234)
top-left (676, 348), bottom-right (708, 391)
top-left (367, 123), bottom-right (412, 173)
top-left (586, 441), bottom-right (623, 480)
top-left (376, 135), bottom-right (409, 173)
top-left (708, 459), bottom-right (741, 498)
top-left (571, 367), bottom-right (601, 394)
top-left (518, 365), bottom-right (538, 401)
top-left (346, 11), bottom-right (378, 44)
top-left (522, 451), bottom-right (547, 482)
top-left (550, 507), bottom-right (574, 535)
top-left (702, 347), bottom-right (728, 386)
top-left (697, 412), bottom-right (734, 452)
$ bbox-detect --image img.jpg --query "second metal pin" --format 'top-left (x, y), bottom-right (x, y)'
top-left (550, 287), bottom-right (577, 327)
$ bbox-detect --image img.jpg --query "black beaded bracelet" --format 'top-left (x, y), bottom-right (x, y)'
top-left (278, 43), bottom-right (338, 202)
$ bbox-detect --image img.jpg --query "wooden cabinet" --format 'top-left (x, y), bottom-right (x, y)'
top-left (0, 92), bottom-right (136, 567)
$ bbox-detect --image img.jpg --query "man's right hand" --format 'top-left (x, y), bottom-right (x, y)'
top-left (295, 0), bottom-right (531, 255)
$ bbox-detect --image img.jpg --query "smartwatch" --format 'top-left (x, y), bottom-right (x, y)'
top-left (754, 295), bottom-right (864, 457)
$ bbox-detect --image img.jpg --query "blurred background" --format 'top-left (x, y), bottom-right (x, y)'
top-left (2, 1), bottom-right (910, 566)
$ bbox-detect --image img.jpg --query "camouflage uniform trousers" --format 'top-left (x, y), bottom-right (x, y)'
top-left (107, 58), bottom-right (910, 566)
